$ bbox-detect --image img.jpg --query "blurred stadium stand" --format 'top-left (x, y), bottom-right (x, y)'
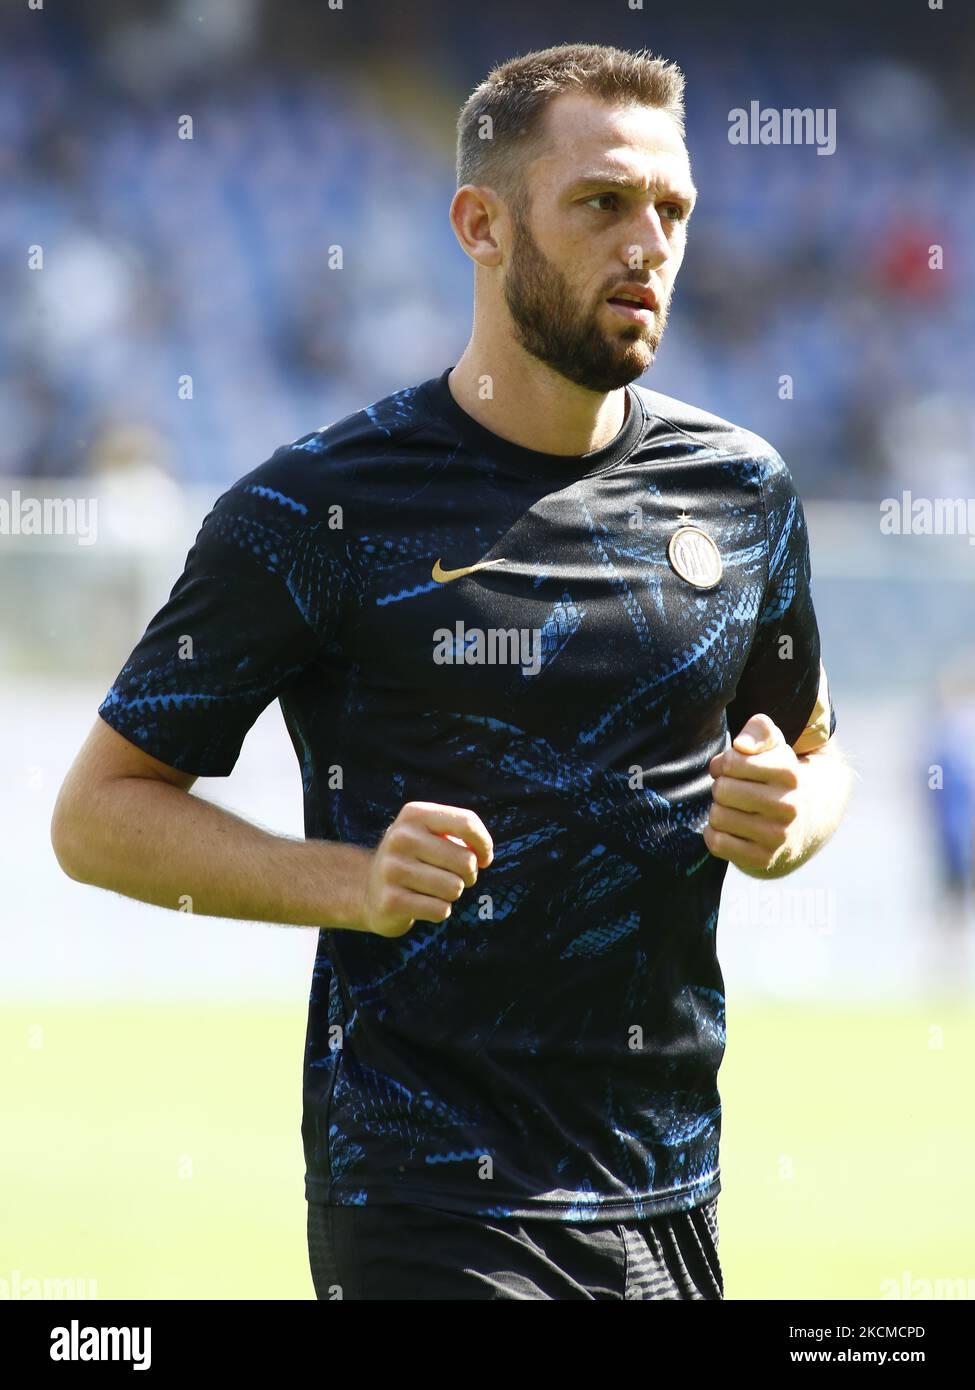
top-left (2, 0), bottom-right (973, 497)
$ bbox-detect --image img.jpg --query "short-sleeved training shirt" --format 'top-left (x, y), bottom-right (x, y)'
top-left (98, 367), bottom-right (836, 1221)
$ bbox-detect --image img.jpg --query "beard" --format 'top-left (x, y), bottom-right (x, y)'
top-left (502, 203), bottom-right (671, 393)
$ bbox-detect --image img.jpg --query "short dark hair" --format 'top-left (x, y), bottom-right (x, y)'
top-left (456, 42), bottom-right (686, 211)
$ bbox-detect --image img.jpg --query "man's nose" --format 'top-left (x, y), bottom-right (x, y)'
top-left (623, 210), bottom-right (670, 269)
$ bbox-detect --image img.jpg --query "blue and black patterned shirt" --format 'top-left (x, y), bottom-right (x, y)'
top-left (98, 366), bottom-right (836, 1221)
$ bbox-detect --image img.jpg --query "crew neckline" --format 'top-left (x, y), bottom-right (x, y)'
top-left (422, 365), bottom-right (647, 479)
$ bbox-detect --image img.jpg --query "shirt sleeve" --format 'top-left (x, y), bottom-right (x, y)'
top-left (724, 450), bottom-right (837, 752)
top-left (97, 460), bottom-right (348, 777)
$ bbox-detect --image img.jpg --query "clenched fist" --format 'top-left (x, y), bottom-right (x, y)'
top-left (358, 801), bottom-right (494, 937)
top-left (704, 714), bottom-right (803, 875)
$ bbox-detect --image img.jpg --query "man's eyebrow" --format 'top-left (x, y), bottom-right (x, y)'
top-left (568, 171), bottom-right (698, 204)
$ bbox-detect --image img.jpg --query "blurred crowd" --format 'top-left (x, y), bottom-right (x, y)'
top-left (3, 1), bottom-right (974, 499)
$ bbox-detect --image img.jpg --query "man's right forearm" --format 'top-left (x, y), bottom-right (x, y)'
top-left (52, 776), bottom-right (374, 930)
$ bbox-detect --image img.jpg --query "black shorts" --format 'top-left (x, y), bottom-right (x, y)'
top-left (307, 1197), bottom-right (723, 1300)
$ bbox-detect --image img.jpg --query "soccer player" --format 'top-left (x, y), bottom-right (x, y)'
top-left (52, 42), bottom-right (854, 1300)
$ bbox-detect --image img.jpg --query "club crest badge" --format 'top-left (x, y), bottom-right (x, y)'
top-left (667, 524), bottom-right (723, 590)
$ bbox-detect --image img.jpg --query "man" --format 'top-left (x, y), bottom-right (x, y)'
top-left (52, 41), bottom-right (853, 1300)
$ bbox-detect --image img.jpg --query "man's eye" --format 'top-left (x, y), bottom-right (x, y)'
top-left (660, 203), bottom-right (687, 222)
top-left (584, 193), bottom-right (620, 212)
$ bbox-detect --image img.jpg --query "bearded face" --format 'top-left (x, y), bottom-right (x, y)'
top-left (502, 199), bottom-right (672, 394)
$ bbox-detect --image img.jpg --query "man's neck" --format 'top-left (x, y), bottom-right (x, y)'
top-left (448, 347), bottom-right (629, 457)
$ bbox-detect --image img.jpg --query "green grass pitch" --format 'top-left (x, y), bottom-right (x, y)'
top-left (2, 1002), bottom-right (971, 1299)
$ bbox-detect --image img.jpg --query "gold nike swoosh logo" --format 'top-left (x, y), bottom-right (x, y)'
top-left (431, 557), bottom-right (508, 584)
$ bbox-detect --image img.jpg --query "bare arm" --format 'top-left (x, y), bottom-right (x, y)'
top-left (51, 718), bottom-right (493, 934)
